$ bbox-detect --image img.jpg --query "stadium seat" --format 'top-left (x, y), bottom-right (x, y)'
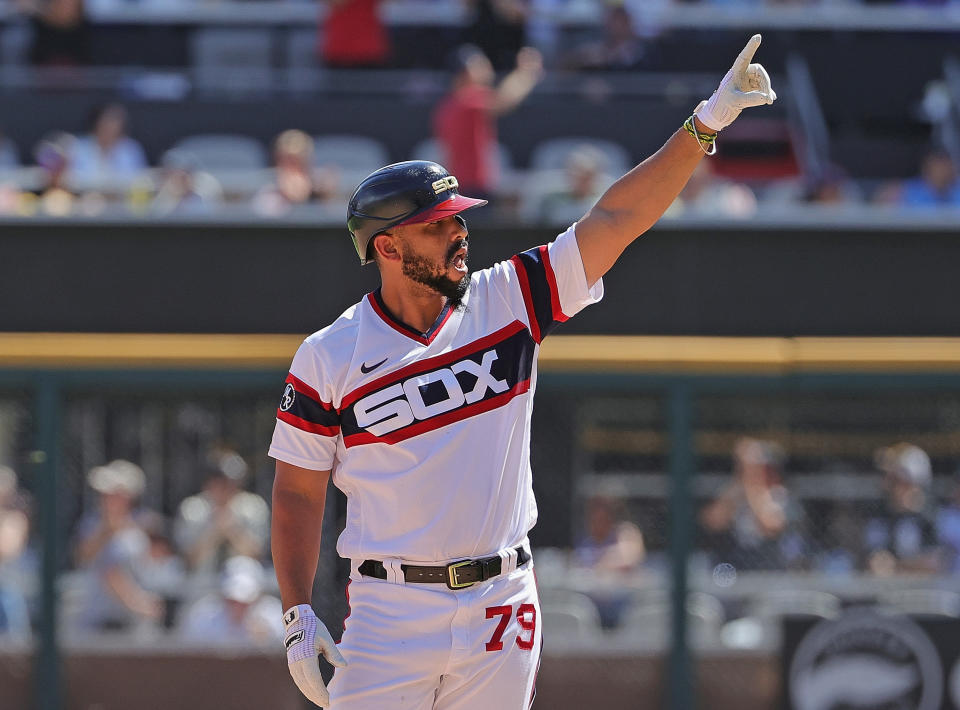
top-left (191, 29), bottom-right (274, 93)
top-left (285, 29), bottom-right (325, 91)
top-left (312, 135), bottom-right (390, 174)
top-left (617, 591), bottom-right (724, 649)
top-left (286, 29), bottom-right (320, 70)
top-left (722, 590), bottom-right (841, 651)
top-left (529, 137), bottom-right (632, 176)
top-left (409, 138), bottom-right (514, 175)
top-left (167, 135), bottom-right (269, 172)
top-left (747, 589), bottom-right (842, 620)
top-left (0, 22), bottom-right (31, 68)
top-left (311, 134), bottom-right (391, 190)
top-left (538, 589), bottom-right (603, 641)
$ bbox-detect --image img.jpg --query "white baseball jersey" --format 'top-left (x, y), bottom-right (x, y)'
top-left (268, 224), bottom-right (602, 564)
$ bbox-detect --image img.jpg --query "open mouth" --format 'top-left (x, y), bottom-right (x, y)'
top-left (450, 246), bottom-right (468, 271)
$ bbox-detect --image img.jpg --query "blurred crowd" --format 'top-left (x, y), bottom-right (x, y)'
top-left (3, 437), bottom-right (960, 641)
top-left (0, 0), bottom-right (957, 220)
top-left (0, 450), bottom-right (283, 646)
top-left (0, 100), bottom-right (956, 222)
top-left (564, 438), bottom-right (960, 631)
top-left (695, 438), bottom-right (960, 576)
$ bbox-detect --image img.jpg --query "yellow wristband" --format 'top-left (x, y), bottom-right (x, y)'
top-left (683, 115), bottom-right (717, 156)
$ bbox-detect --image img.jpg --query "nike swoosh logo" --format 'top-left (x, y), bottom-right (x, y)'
top-left (360, 357), bottom-right (389, 374)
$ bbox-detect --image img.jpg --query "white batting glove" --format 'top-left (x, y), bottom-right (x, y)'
top-left (282, 604), bottom-right (347, 708)
top-left (696, 34), bottom-right (777, 132)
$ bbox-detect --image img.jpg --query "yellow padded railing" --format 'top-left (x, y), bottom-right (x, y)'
top-left (1, 333), bottom-right (960, 372)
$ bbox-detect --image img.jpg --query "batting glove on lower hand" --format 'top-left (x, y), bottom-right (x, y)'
top-left (282, 604), bottom-right (347, 708)
top-left (696, 34), bottom-right (776, 133)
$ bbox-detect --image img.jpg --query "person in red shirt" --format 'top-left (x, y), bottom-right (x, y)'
top-left (320, 0), bottom-right (389, 68)
top-left (433, 45), bottom-right (542, 196)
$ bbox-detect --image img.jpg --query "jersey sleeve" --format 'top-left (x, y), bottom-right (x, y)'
top-left (508, 223), bottom-right (604, 343)
top-left (268, 341), bottom-right (340, 471)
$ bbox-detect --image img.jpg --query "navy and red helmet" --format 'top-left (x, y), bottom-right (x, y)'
top-left (347, 160), bottom-right (487, 265)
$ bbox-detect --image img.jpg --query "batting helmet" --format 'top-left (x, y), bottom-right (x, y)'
top-left (347, 160), bottom-right (487, 265)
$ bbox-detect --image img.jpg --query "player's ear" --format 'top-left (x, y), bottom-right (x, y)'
top-left (372, 232), bottom-right (402, 263)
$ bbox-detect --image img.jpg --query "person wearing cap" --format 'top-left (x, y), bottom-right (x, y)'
top-left (178, 555), bottom-right (283, 646)
top-left (0, 465), bottom-right (32, 638)
top-left (72, 460), bottom-right (163, 633)
top-left (700, 438), bottom-right (804, 571)
top-left (174, 450), bottom-right (269, 575)
top-left (864, 443), bottom-right (941, 575)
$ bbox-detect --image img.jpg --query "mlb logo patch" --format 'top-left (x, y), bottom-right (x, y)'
top-left (284, 608), bottom-right (299, 627)
top-left (285, 630), bottom-right (305, 650)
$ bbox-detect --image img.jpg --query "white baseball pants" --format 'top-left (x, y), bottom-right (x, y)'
top-left (328, 561), bottom-right (541, 710)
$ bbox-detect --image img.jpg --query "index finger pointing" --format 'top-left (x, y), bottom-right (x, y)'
top-left (732, 34), bottom-right (762, 76)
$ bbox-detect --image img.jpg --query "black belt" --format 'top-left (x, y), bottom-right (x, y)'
top-left (358, 547), bottom-right (530, 590)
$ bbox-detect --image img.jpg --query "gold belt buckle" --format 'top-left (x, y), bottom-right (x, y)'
top-left (446, 560), bottom-right (475, 590)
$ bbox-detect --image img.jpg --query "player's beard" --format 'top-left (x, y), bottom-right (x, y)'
top-left (401, 239), bottom-right (470, 310)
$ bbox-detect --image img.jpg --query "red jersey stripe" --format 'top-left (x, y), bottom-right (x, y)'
top-left (539, 244), bottom-right (570, 323)
top-left (285, 372), bottom-right (332, 409)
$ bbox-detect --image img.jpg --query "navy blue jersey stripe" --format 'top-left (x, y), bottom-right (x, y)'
top-left (513, 247), bottom-right (562, 341)
top-left (278, 376), bottom-right (340, 435)
top-left (286, 393), bottom-right (340, 429)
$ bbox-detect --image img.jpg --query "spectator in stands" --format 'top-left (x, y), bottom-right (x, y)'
top-left (532, 144), bottom-right (611, 224)
top-left (572, 494), bottom-right (645, 629)
top-left (466, 0), bottom-right (531, 71)
top-left (936, 471), bottom-right (960, 573)
top-left (863, 443), bottom-right (941, 575)
top-left (174, 450), bottom-right (269, 575)
top-left (178, 555), bottom-right (283, 647)
top-left (0, 466), bottom-right (32, 638)
top-left (253, 130), bottom-right (340, 216)
top-left (320, 0), bottom-right (389, 69)
top-left (29, 133), bottom-right (78, 217)
top-left (72, 460), bottom-right (164, 633)
top-left (803, 165), bottom-right (862, 205)
top-left (668, 159), bottom-right (757, 217)
top-left (814, 506), bottom-right (861, 575)
top-left (700, 438), bottom-right (803, 571)
top-left (69, 103), bottom-right (147, 186)
top-left (898, 149), bottom-right (960, 208)
top-left (763, 163), bottom-right (862, 207)
top-left (152, 149), bottom-right (223, 217)
top-left (16, 0), bottom-right (89, 65)
top-left (433, 44), bottom-right (543, 196)
top-left (561, 4), bottom-right (650, 72)
top-left (136, 512), bottom-right (187, 630)
top-left (0, 129), bottom-right (19, 168)
top-left (935, 469), bottom-right (960, 573)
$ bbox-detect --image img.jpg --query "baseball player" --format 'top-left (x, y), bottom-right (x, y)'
top-left (270, 35), bottom-right (775, 709)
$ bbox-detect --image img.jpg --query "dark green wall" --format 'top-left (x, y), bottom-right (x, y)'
top-left (3, 221), bottom-right (958, 336)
